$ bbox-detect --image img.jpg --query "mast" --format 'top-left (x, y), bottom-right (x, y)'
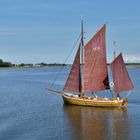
top-left (113, 41), bottom-right (116, 60)
top-left (81, 19), bottom-right (85, 96)
top-left (113, 41), bottom-right (120, 97)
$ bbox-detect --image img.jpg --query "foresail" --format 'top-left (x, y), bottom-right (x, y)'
top-left (84, 25), bottom-right (110, 93)
top-left (63, 46), bottom-right (81, 92)
top-left (110, 53), bottom-right (134, 94)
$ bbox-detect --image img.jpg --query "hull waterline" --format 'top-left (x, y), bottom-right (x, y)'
top-left (62, 93), bottom-right (128, 107)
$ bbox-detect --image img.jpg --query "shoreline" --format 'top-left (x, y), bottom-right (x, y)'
top-left (0, 64), bottom-right (140, 69)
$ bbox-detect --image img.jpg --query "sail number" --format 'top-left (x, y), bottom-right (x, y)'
top-left (93, 47), bottom-right (100, 51)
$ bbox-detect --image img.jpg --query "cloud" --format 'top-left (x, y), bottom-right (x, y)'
top-left (123, 54), bottom-right (140, 63)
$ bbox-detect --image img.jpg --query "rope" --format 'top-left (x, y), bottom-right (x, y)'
top-left (50, 34), bottom-right (81, 88)
top-left (126, 91), bottom-right (132, 98)
top-left (46, 87), bottom-right (63, 96)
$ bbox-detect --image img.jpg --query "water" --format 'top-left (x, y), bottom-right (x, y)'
top-left (0, 67), bottom-right (139, 140)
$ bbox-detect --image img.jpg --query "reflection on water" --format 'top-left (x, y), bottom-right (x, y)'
top-left (63, 104), bottom-right (130, 140)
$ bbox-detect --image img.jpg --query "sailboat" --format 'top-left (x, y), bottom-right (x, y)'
top-left (48, 20), bottom-right (134, 107)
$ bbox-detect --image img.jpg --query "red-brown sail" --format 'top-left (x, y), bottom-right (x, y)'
top-left (84, 25), bottom-right (110, 93)
top-left (63, 46), bottom-right (81, 92)
top-left (110, 53), bottom-right (134, 94)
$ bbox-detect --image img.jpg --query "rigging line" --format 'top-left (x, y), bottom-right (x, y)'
top-left (50, 33), bottom-right (81, 88)
top-left (126, 91), bottom-right (132, 98)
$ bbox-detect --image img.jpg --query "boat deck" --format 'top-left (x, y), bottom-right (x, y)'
top-left (62, 93), bottom-right (128, 107)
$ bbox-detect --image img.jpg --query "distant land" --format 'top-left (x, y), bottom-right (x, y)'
top-left (0, 59), bottom-right (67, 68)
top-left (0, 59), bottom-right (13, 67)
top-left (0, 59), bottom-right (140, 68)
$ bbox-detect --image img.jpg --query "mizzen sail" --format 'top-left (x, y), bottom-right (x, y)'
top-left (63, 46), bottom-right (81, 92)
top-left (110, 53), bottom-right (134, 94)
top-left (84, 25), bottom-right (110, 93)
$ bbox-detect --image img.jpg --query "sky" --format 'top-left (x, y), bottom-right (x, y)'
top-left (0, 0), bottom-right (140, 64)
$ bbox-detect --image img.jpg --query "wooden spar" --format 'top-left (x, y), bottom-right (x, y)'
top-left (113, 41), bottom-right (116, 60)
top-left (113, 41), bottom-right (118, 97)
top-left (46, 87), bottom-right (63, 96)
top-left (81, 19), bottom-right (85, 96)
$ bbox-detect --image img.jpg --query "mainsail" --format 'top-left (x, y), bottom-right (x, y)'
top-left (63, 46), bottom-right (81, 92)
top-left (110, 53), bottom-right (134, 94)
top-left (83, 25), bottom-right (110, 93)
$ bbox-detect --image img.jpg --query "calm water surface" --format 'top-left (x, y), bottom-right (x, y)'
top-left (0, 67), bottom-right (139, 140)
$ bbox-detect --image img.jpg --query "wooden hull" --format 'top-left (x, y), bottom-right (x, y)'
top-left (62, 93), bottom-right (128, 107)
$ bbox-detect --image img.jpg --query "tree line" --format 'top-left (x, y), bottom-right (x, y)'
top-left (0, 59), bottom-right (13, 67)
top-left (0, 58), bottom-right (140, 68)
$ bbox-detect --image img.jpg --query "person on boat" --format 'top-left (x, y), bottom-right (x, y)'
top-left (117, 93), bottom-right (121, 99)
top-left (92, 92), bottom-right (97, 98)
